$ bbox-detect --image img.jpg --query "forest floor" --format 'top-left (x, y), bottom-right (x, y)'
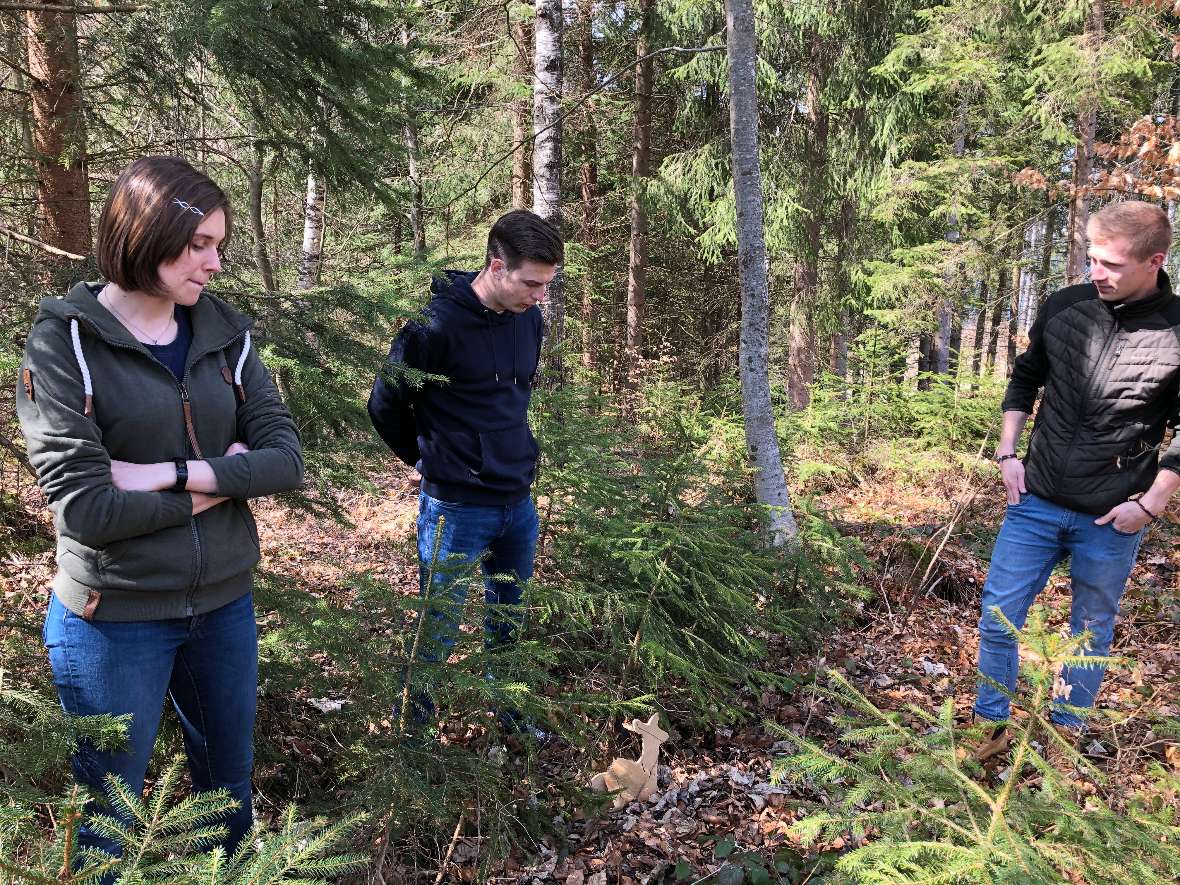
top-left (2, 456), bottom-right (1178, 883)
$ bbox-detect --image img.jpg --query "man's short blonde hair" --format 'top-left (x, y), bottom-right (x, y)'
top-left (1088, 201), bottom-right (1172, 260)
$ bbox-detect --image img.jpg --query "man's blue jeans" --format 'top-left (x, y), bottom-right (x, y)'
top-left (44, 591), bottom-right (257, 865)
top-left (407, 492), bottom-right (539, 715)
top-left (974, 492), bottom-right (1143, 729)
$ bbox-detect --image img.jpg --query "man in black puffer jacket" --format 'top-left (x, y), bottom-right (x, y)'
top-left (971, 201), bottom-right (1180, 762)
top-left (369, 210), bottom-right (562, 734)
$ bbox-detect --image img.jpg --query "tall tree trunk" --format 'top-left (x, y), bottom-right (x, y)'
top-left (577, 0), bottom-right (598, 369)
top-left (1006, 258), bottom-right (1020, 377)
top-left (936, 98), bottom-right (968, 374)
top-left (985, 264), bottom-right (1009, 376)
top-left (1037, 203), bottom-right (1057, 311)
top-left (401, 28), bottom-right (426, 259)
top-left (248, 139), bottom-right (276, 292)
top-left (533, 0), bottom-right (565, 380)
top-left (828, 199), bottom-right (855, 382)
top-left (725, 0), bottom-right (797, 544)
top-left (512, 18), bottom-right (533, 210)
top-left (970, 277), bottom-right (989, 379)
top-left (624, 0), bottom-right (655, 377)
top-left (948, 314), bottom-right (962, 377)
top-left (787, 52), bottom-right (828, 409)
top-left (1065, 0), bottom-right (1103, 284)
top-left (297, 164), bottom-right (326, 290)
top-left (24, 7), bottom-right (90, 255)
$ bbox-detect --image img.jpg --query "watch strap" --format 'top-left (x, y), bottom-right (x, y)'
top-left (170, 458), bottom-right (189, 493)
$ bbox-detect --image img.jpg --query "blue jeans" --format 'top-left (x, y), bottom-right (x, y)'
top-left (416, 491), bottom-right (539, 659)
top-left (974, 492), bottom-right (1143, 729)
top-left (406, 492), bottom-right (539, 715)
top-left (44, 591), bottom-right (257, 865)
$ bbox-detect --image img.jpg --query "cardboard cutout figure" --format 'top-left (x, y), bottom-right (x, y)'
top-left (589, 713), bottom-right (669, 809)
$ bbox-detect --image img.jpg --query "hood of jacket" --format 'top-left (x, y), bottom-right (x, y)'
top-left (34, 281), bottom-right (253, 358)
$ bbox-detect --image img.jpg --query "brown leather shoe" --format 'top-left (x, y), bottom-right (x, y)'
top-left (959, 719), bottom-right (1010, 763)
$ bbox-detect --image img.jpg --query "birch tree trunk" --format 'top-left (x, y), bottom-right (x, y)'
top-left (25, 7), bottom-right (91, 255)
top-left (1065, 0), bottom-right (1103, 284)
top-left (624, 0), bottom-right (655, 377)
top-left (533, 0), bottom-right (565, 380)
top-left (725, 0), bottom-right (797, 544)
top-left (297, 164), bottom-right (326, 290)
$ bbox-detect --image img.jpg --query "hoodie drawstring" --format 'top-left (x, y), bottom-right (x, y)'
top-left (69, 318), bottom-right (94, 417)
top-left (233, 330), bottom-right (251, 402)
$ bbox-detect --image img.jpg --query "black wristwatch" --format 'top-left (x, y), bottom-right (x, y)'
top-left (995, 453), bottom-right (1019, 464)
top-left (170, 458), bottom-right (189, 493)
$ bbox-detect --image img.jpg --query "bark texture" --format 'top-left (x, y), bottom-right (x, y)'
top-left (576, 0), bottom-right (598, 368)
top-left (624, 0), bottom-right (655, 374)
top-left (248, 140), bottom-right (276, 292)
top-left (533, 0), bottom-right (565, 378)
top-left (725, 0), bottom-right (797, 544)
top-left (511, 17), bottom-right (532, 210)
top-left (24, 7), bottom-right (90, 255)
top-left (1065, 0), bottom-right (1103, 284)
top-left (297, 166), bottom-right (326, 290)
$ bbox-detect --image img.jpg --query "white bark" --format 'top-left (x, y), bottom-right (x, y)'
top-left (725, 0), bottom-right (798, 544)
top-left (533, 0), bottom-right (565, 378)
top-left (297, 165), bottom-right (326, 290)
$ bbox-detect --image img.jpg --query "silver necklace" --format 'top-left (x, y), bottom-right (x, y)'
top-left (102, 293), bottom-right (175, 345)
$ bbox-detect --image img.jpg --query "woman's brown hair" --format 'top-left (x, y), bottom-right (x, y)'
top-left (96, 156), bottom-right (232, 297)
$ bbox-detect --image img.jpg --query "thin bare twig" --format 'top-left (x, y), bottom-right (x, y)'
top-left (0, 224), bottom-right (85, 260)
top-left (432, 812), bottom-right (465, 885)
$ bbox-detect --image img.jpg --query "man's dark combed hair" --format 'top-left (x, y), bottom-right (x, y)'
top-left (485, 210), bottom-right (564, 269)
top-left (97, 156), bottom-right (232, 298)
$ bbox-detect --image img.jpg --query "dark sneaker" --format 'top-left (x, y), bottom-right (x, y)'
top-left (496, 708), bottom-right (552, 746)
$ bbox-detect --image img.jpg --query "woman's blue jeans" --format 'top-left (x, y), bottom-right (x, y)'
top-left (974, 492), bottom-right (1143, 729)
top-left (44, 591), bottom-right (257, 864)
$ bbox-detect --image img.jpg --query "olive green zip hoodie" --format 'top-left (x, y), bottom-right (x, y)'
top-left (16, 282), bottom-right (303, 621)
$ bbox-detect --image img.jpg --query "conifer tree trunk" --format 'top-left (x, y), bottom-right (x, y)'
top-left (24, 7), bottom-right (91, 255)
top-left (985, 264), bottom-right (1008, 376)
top-left (1066, 0), bottom-right (1103, 284)
top-left (970, 277), bottom-right (989, 380)
top-left (248, 140), bottom-right (276, 292)
top-left (400, 28), bottom-right (426, 259)
top-left (948, 315), bottom-right (962, 377)
top-left (1006, 260), bottom-right (1020, 377)
top-left (1037, 204), bottom-right (1057, 310)
top-left (725, 0), bottom-right (797, 544)
top-left (577, 0), bottom-right (598, 369)
top-left (512, 18), bottom-right (533, 210)
top-left (533, 0), bottom-right (565, 378)
top-left (936, 100), bottom-right (967, 375)
top-left (787, 54), bottom-right (827, 409)
top-left (297, 164), bottom-right (326, 290)
top-left (624, 0), bottom-right (655, 378)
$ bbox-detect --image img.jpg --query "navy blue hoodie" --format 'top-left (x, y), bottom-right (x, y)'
top-left (368, 270), bottom-right (543, 505)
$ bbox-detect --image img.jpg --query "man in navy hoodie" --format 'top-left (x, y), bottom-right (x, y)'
top-left (368, 210), bottom-right (562, 729)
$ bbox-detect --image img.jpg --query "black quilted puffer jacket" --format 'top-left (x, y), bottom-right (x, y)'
top-left (1004, 270), bottom-right (1180, 515)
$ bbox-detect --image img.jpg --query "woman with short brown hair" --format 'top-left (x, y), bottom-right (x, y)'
top-left (16, 156), bottom-right (303, 865)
